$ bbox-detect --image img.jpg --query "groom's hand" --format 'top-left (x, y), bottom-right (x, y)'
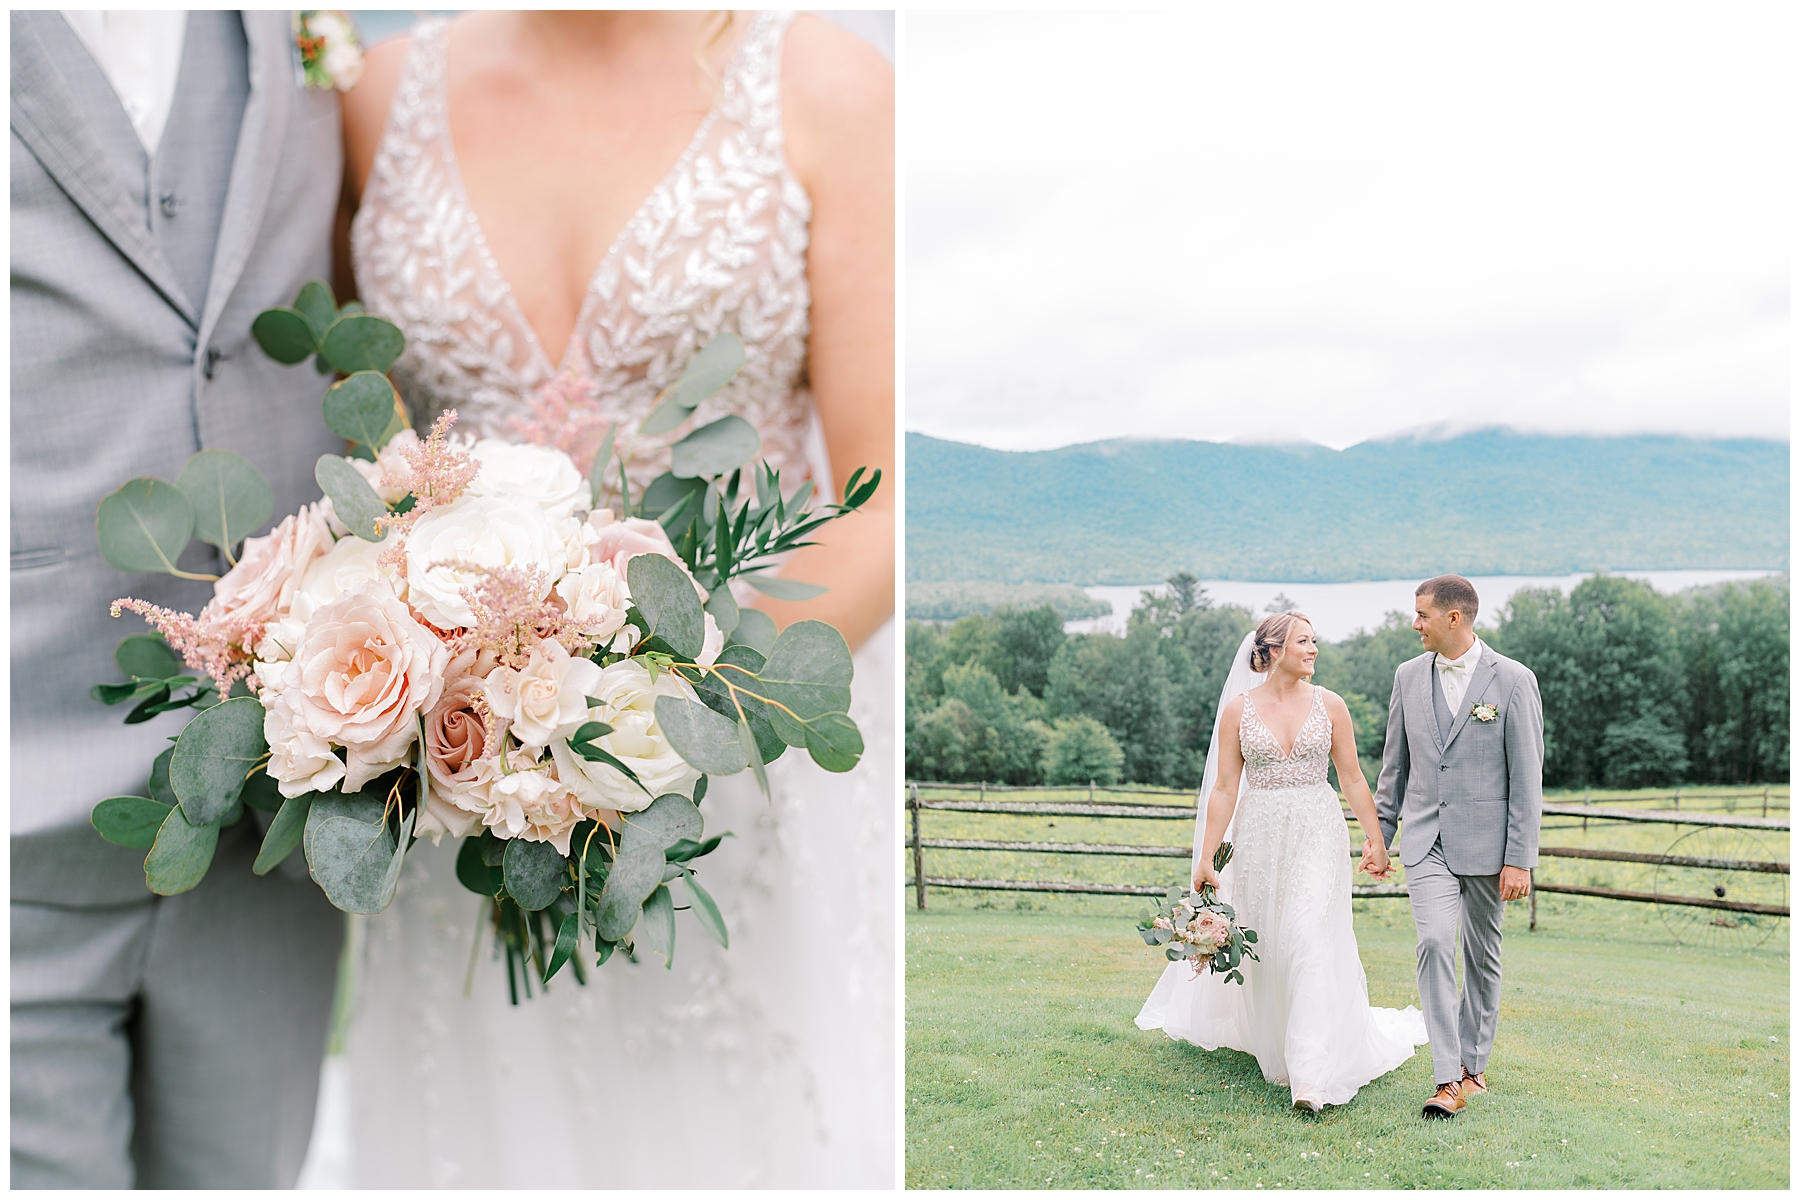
top-left (1499, 865), bottom-right (1531, 901)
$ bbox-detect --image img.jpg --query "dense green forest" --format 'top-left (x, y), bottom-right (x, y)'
top-left (906, 431), bottom-right (1790, 584)
top-left (905, 573), bottom-right (1790, 791)
top-left (906, 581), bottom-right (1110, 621)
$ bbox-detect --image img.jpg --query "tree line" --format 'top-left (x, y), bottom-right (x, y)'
top-left (905, 572), bottom-right (1790, 791)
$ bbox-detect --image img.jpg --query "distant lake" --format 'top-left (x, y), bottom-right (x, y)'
top-left (1063, 570), bottom-right (1782, 642)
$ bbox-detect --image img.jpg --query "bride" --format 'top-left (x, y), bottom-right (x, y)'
top-left (1137, 612), bottom-right (1427, 1111)
top-left (330, 11), bottom-right (893, 1186)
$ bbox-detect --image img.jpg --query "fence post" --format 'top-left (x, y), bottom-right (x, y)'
top-left (1673, 789), bottom-right (1679, 812)
top-left (1529, 885), bottom-right (1537, 932)
top-left (1764, 787), bottom-right (1770, 819)
top-left (910, 783), bottom-right (926, 911)
top-left (980, 780), bottom-right (986, 802)
top-left (1089, 779), bottom-right (1095, 804)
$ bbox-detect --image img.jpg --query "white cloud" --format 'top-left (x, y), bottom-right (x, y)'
top-left (907, 6), bottom-right (1788, 451)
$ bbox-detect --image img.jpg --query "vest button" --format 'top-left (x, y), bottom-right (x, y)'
top-left (203, 348), bottom-right (226, 380)
top-left (160, 192), bottom-right (178, 218)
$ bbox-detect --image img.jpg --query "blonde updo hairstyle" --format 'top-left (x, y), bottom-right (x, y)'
top-left (1248, 611), bottom-right (1313, 674)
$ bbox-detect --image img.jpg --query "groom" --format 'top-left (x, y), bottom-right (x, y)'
top-left (1374, 575), bottom-right (1543, 1120)
top-left (12, 11), bottom-right (346, 1187)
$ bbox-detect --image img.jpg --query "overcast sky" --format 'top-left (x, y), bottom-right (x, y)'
top-left (906, 6), bottom-right (1788, 452)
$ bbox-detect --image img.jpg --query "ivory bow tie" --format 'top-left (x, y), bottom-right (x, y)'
top-left (1438, 657), bottom-right (1474, 677)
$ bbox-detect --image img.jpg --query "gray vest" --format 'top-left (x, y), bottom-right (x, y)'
top-left (12, 11), bottom-right (345, 904)
top-left (1431, 657), bottom-right (1455, 745)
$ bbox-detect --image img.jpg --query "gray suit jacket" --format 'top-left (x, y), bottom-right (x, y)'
top-left (11, 11), bottom-right (344, 905)
top-left (1374, 641), bottom-right (1545, 876)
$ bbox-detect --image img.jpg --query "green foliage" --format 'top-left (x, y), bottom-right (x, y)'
top-left (252, 280), bottom-right (404, 376)
top-left (168, 696), bottom-right (268, 826)
top-left (303, 790), bottom-right (400, 914)
top-left (253, 791), bottom-right (315, 875)
top-left (906, 430), bottom-right (1789, 583)
top-left (92, 795), bottom-right (175, 849)
top-left (175, 450), bottom-right (273, 560)
top-left (670, 414), bottom-right (760, 479)
top-left (1046, 628), bottom-right (1181, 785)
top-left (314, 453), bottom-right (386, 542)
top-left (628, 553), bottom-right (707, 658)
top-left (144, 803), bottom-right (222, 895)
top-left (1044, 715), bottom-right (1124, 786)
top-left (907, 581), bottom-right (1111, 621)
top-left (503, 838), bottom-right (570, 911)
top-left (96, 477), bottom-right (195, 575)
top-left (639, 331), bottom-right (747, 434)
top-left (321, 371), bottom-right (403, 451)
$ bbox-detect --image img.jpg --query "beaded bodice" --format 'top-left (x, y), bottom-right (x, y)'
top-left (1239, 688), bottom-right (1332, 791)
top-left (349, 12), bottom-right (816, 491)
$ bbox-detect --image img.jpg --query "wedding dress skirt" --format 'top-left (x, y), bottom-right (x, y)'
top-left (337, 623), bottom-right (894, 1187)
top-left (1137, 689), bottom-right (1426, 1109)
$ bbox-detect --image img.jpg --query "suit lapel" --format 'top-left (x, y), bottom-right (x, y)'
top-left (1423, 655), bottom-right (1446, 751)
top-left (10, 12), bottom-right (198, 327)
top-left (1441, 649), bottom-right (1499, 754)
top-left (195, 11), bottom-right (294, 358)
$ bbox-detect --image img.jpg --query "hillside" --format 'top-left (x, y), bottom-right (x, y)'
top-left (906, 430), bottom-right (1789, 583)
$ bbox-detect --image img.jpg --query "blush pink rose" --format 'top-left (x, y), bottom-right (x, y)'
top-left (200, 502), bottom-right (333, 642)
top-left (583, 509), bottom-right (707, 599)
top-left (260, 580), bottom-right (448, 795)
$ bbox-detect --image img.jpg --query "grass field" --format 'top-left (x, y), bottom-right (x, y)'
top-left (904, 786), bottom-right (1789, 1190)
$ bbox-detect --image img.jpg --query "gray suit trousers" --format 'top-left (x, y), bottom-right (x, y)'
top-left (1405, 838), bottom-right (1505, 1087)
top-left (10, 823), bottom-right (344, 1189)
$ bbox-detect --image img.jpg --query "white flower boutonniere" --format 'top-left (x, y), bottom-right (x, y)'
top-left (1471, 702), bottom-right (1499, 723)
top-left (295, 11), bottom-right (364, 92)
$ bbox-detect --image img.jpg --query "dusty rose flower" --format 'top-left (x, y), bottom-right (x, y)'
top-left (584, 509), bottom-right (707, 599)
top-left (256, 580), bottom-right (448, 796)
top-left (199, 503), bottom-right (333, 636)
top-left (483, 640), bottom-right (603, 748)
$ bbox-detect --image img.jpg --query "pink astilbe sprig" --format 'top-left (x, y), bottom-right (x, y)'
top-left (510, 369), bottom-right (612, 463)
top-left (110, 598), bottom-right (259, 695)
top-left (375, 409), bottom-right (481, 568)
top-left (448, 561), bottom-right (593, 669)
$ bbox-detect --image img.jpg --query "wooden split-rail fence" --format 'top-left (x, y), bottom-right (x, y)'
top-left (904, 782), bottom-right (1789, 928)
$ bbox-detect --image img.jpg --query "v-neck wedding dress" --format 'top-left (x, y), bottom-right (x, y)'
top-left (334, 14), bottom-right (892, 1186)
top-left (1136, 687), bottom-right (1426, 1110)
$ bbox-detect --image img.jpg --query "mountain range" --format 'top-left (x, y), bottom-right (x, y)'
top-left (905, 430), bottom-right (1789, 584)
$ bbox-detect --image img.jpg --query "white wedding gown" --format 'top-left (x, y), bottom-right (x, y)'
top-left (1137, 687), bottom-right (1426, 1109)
top-left (329, 13), bottom-right (894, 1186)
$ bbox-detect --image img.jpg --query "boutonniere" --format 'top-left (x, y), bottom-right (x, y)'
top-left (1471, 703), bottom-right (1499, 723)
top-left (294, 11), bottom-right (364, 91)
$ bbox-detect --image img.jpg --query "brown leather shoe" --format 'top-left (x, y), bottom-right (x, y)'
top-left (1422, 1080), bottom-right (1465, 1118)
top-left (1461, 1066), bottom-right (1487, 1096)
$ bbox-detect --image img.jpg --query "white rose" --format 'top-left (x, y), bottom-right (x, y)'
top-left (297, 529), bottom-right (400, 611)
top-left (257, 658), bottom-right (345, 795)
top-left (697, 612), bottom-right (724, 667)
top-left (444, 744), bottom-right (587, 854)
top-left (348, 430), bottom-right (419, 504)
top-left (483, 641), bottom-right (603, 748)
top-left (467, 438), bottom-right (588, 522)
top-left (553, 561), bottom-right (631, 642)
top-left (404, 494), bottom-right (566, 629)
top-left (551, 659), bottom-right (702, 813)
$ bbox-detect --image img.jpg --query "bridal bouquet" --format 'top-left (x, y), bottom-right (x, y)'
top-left (90, 282), bottom-right (879, 1000)
top-left (1137, 842), bottom-right (1261, 984)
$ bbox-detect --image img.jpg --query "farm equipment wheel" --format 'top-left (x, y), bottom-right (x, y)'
top-left (1651, 826), bottom-right (1788, 950)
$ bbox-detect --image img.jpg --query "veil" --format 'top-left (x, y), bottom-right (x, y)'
top-left (1192, 629), bottom-right (1267, 875)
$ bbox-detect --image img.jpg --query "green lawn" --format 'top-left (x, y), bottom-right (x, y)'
top-left (905, 897), bottom-right (1789, 1189)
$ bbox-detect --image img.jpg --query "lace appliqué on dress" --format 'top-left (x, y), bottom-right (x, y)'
top-left (1231, 688), bottom-right (1346, 925)
top-left (349, 12), bottom-right (815, 491)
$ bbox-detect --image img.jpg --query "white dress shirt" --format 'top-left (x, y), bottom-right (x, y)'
top-left (60, 11), bottom-right (188, 154)
top-left (1436, 638), bottom-right (1483, 718)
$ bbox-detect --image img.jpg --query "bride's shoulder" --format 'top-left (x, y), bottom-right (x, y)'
top-left (342, 34), bottom-right (416, 199)
top-left (781, 16), bottom-right (893, 190)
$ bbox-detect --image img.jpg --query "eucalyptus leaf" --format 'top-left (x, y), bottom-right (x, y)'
top-left (740, 572), bottom-right (828, 601)
top-left (96, 478), bottom-right (195, 575)
top-left (116, 634), bottom-right (184, 681)
top-left (638, 333), bottom-right (746, 435)
top-left (239, 768), bottom-right (286, 813)
top-left (727, 608), bottom-right (777, 655)
top-left (641, 884), bottom-right (676, 968)
top-left (169, 696), bottom-right (267, 826)
top-left (621, 794), bottom-right (704, 849)
top-left (322, 371), bottom-right (401, 449)
top-left (684, 871), bottom-right (730, 948)
top-left (705, 584), bottom-right (740, 638)
top-left (504, 838), bottom-right (569, 911)
top-left (252, 791), bottom-right (315, 875)
top-left (626, 553), bottom-right (705, 659)
top-left (593, 841), bottom-right (664, 941)
top-left (294, 279), bottom-right (337, 339)
top-left (754, 620), bottom-right (854, 747)
top-left (148, 746), bottom-right (178, 808)
top-left (92, 795), bottom-right (174, 849)
top-left (144, 804), bottom-right (220, 895)
top-left (802, 710), bottom-right (863, 772)
top-left (320, 312), bottom-right (405, 375)
top-left (654, 694), bottom-right (751, 775)
top-left (457, 837), bottom-right (503, 897)
top-left (669, 414), bottom-right (761, 479)
top-left (250, 307), bottom-right (319, 364)
top-left (376, 807), bottom-right (415, 910)
top-left (314, 454), bottom-right (387, 542)
top-left (303, 792), bottom-right (395, 914)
